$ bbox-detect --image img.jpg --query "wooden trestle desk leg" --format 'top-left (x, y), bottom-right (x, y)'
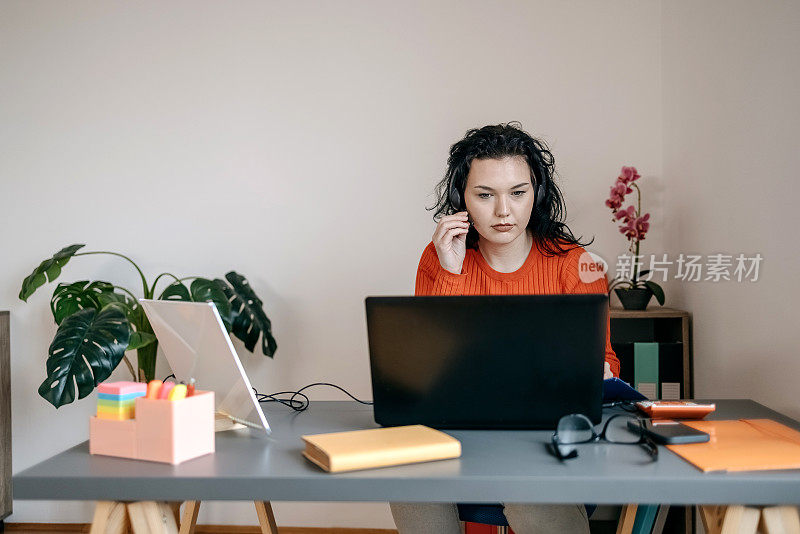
top-left (180, 501), bottom-right (201, 534)
top-left (168, 502), bottom-right (182, 526)
top-left (254, 501), bottom-right (279, 534)
top-left (697, 505), bottom-right (800, 534)
top-left (90, 500), bottom-right (179, 534)
top-left (760, 506), bottom-right (800, 534)
top-left (127, 501), bottom-right (180, 534)
top-left (174, 500), bottom-right (278, 534)
top-left (89, 501), bottom-right (130, 534)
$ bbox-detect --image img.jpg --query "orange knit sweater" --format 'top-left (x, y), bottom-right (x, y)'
top-left (415, 240), bottom-right (620, 377)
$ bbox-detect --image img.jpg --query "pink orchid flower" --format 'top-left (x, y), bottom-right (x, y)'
top-left (618, 213), bottom-right (650, 242)
top-left (605, 196), bottom-right (623, 211)
top-left (614, 205), bottom-right (636, 223)
top-left (613, 181), bottom-right (633, 196)
top-left (618, 166), bottom-right (641, 185)
top-left (606, 183), bottom-right (631, 211)
top-left (635, 213), bottom-right (650, 239)
top-left (619, 219), bottom-right (638, 240)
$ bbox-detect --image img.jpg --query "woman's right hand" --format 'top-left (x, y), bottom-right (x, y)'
top-left (433, 211), bottom-right (470, 275)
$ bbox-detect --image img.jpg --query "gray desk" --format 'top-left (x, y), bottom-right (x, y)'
top-left (13, 399), bottom-right (800, 506)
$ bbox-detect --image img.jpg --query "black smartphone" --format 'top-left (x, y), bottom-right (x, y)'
top-left (627, 419), bottom-right (710, 445)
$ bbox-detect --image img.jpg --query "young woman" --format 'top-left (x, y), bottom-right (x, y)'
top-left (390, 122), bottom-right (618, 534)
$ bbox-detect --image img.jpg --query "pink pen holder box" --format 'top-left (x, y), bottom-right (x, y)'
top-left (90, 391), bottom-right (215, 465)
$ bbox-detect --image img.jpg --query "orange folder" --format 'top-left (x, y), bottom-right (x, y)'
top-left (667, 419), bottom-right (800, 473)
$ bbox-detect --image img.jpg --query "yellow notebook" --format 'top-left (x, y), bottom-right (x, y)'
top-left (302, 424), bottom-right (461, 473)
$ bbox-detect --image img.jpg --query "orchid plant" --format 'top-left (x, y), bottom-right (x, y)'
top-left (605, 166), bottom-right (665, 305)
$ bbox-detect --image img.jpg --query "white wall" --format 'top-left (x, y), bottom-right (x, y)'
top-left (0, 0), bottom-right (706, 527)
top-left (662, 0), bottom-right (800, 420)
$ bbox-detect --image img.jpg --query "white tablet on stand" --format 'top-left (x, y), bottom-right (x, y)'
top-left (139, 299), bottom-right (271, 435)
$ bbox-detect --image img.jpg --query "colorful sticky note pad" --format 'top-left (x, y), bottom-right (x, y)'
top-left (97, 398), bottom-right (136, 409)
top-left (96, 381), bottom-right (147, 420)
top-left (96, 410), bottom-right (135, 421)
top-left (97, 381), bottom-right (147, 396)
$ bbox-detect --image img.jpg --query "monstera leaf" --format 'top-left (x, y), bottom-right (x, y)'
top-left (160, 281), bottom-right (191, 301)
top-left (189, 278), bottom-right (232, 327)
top-left (51, 283), bottom-right (155, 351)
top-left (50, 280), bottom-right (114, 325)
top-left (96, 292), bottom-right (157, 350)
top-left (126, 329), bottom-right (157, 351)
top-left (96, 291), bottom-right (133, 318)
top-left (158, 278), bottom-right (232, 329)
top-left (38, 306), bottom-right (131, 408)
top-left (216, 271), bottom-right (277, 357)
top-left (20, 244), bottom-right (85, 302)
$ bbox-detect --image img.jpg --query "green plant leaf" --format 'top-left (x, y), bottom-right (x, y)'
top-left (96, 292), bottom-right (158, 351)
top-left (19, 244), bottom-right (85, 302)
top-left (160, 281), bottom-right (191, 301)
top-left (157, 279), bottom-right (233, 330)
top-left (215, 272), bottom-right (277, 357)
top-left (96, 291), bottom-right (137, 322)
top-left (127, 330), bottom-right (157, 351)
top-left (644, 281), bottom-right (665, 305)
top-left (50, 280), bottom-right (114, 325)
top-left (38, 307), bottom-right (130, 408)
top-left (96, 293), bottom-right (139, 350)
top-left (608, 279), bottom-right (634, 291)
top-left (52, 282), bottom-right (148, 353)
top-left (190, 278), bottom-right (233, 329)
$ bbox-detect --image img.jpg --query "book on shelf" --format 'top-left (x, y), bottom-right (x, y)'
top-left (634, 342), bottom-right (659, 399)
top-left (612, 341), bottom-right (685, 400)
top-left (612, 342), bottom-right (635, 385)
top-left (631, 504), bottom-right (660, 534)
top-left (658, 342), bottom-right (683, 400)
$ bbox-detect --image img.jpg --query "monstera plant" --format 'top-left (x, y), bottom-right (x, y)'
top-left (19, 244), bottom-right (277, 408)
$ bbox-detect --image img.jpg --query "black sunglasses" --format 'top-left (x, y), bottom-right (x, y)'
top-left (550, 413), bottom-right (658, 461)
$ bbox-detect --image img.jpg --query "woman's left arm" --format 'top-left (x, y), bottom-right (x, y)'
top-left (560, 248), bottom-right (620, 378)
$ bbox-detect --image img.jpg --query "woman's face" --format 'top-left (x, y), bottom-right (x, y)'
top-left (464, 156), bottom-right (536, 246)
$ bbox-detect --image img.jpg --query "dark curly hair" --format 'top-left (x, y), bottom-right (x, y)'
top-left (428, 121), bottom-right (593, 257)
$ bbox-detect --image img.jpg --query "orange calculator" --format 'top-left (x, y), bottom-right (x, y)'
top-left (635, 401), bottom-right (716, 419)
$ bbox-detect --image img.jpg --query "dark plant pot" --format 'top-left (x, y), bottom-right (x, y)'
top-left (615, 288), bottom-right (653, 310)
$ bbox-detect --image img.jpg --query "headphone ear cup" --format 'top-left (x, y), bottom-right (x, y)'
top-left (449, 186), bottom-right (462, 211)
top-left (536, 183), bottom-right (545, 207)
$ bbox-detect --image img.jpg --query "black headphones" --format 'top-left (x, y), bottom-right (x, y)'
top-left (448, 167), bottom-right (547, 212)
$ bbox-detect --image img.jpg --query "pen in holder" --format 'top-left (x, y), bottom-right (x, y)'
top-left (90, 382), bottom-right (215, 465)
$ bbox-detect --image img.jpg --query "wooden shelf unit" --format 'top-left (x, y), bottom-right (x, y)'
top-left (609, 306), bottom-right (693, 399)
top-left (610, 307), bottom-right (695, 533)
top-left (1, 311), bottom-right (10, 527)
